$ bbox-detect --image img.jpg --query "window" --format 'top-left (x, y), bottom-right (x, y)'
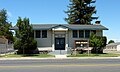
top-left (42, 30), bottom-right (47, 38)
top-left (35, 30), bottom-right (41, 38)
top-left (79, 30), bottom-right (84, 38)
top-left (73, 30), bottom-right (78, 38)
top-left (85, 30), bottom-right (90, 38)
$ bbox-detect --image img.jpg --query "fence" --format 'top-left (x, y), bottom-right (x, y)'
top-left (0, 44), bottom-right (14, 54)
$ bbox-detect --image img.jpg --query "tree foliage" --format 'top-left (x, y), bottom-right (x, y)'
top-left (89, 33), bottom-right (107, 53)
top-left (65, 0), bottom-right (98, 24)
top-left (0, 9), bottom-right (14, 43)
top-left (108, 40), bottom-right (115, 44)
top-left (14, 17), bottom-right (38, 54)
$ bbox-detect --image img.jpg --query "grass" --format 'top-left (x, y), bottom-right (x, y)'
top-left (0, 54), bottom-right (54, 58)
top-left (1, 53), bottom-right (120, 58)
top-left (68, 53), bottom-right (120, 57)
top-left (29, 54), bottom-right (55, 58)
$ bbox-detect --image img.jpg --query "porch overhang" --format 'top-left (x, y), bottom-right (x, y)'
top-left (52, 28), bottom-right (68, 31)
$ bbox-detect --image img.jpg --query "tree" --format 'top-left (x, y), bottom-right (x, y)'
top-left (108, 40), bottom-right (115, 44)
top-left (65, 0), bottom-right (98, 24)
top-left (89, 33), bottom-right (107, 54)
top-left (14, 17), bottom-right (38, 54)
top-left (0, 9), bottom-right (14, 43)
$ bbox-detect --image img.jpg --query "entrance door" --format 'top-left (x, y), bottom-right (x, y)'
top-left (55, 38), bottom-right (65, 50)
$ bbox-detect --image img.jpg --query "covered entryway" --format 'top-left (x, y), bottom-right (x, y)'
top-left (55, 38), bottom-right (65, 50)
top-left (52, 25), bottom-right (69, 52)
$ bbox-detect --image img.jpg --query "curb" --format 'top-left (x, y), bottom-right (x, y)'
top-left (0, 57), bottom-right (120, 60)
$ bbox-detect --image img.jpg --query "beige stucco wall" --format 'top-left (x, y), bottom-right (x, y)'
top-left (34, 30), bottom-right (52, 47)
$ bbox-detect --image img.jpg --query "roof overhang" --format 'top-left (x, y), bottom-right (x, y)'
top-left (10, 24), bottom-right (108, 31)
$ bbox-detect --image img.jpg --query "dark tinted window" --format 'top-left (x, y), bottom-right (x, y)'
top-left (85, 30), bottom-right (90, 38)
top-left (79, 30), bottom-right (84, 38)
top-left (42, 30), bottom-right (47, 38)
top-left (35, 30), bottom-right (41, 38)
top-left (73, 30), bottom-right (78, 38)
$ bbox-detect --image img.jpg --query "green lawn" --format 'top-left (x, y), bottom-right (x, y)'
top-left (0, 54), bottom-right (54, 58)
top-left (30, 54), bottom-right (55, 58)
top-left (68, 53), bottom-right (120, 57)
top-left (1, 53), bottom-right (120, 58)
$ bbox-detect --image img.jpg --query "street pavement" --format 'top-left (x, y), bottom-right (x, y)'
top-left (0, 59), bottom-right (120, 72)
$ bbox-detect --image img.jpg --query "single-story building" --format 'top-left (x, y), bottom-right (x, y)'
top-left (11, 21), bottom-right (108, 52)
top-left (104, 42), bottom-right (120, 54)
top-left (11, 21), bottom-right (108, 54)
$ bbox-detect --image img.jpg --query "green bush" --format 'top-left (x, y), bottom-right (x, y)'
top-left (89, 33), bottom-right (107, 54)
top-left (14, 40), bottom-right (22, 50)
top-left (14, 38), bottom-right (38, 54)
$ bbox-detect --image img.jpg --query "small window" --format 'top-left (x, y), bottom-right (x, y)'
top-left (79, 30), bottom-right (84, 38)
top-left (35, 30), bottom-right (41, 38)
top-left (85, 30), bottom-right (90, 38)
top-left (73, 30), bottom-right (78, 38)
top-left (42, 30), bottom-right (47, 38)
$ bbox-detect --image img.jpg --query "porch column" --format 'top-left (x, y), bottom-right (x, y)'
top-left (65, 30), bottom-right (68, 51)
top-left (52, 29), bottom-right (55, 51)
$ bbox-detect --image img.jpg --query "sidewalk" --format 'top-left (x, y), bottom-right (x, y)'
top-left (0, 56), bottom-right (120, 60)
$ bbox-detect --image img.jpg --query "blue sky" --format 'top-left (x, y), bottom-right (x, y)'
top-left (0, 0), bottom-right (120, 42)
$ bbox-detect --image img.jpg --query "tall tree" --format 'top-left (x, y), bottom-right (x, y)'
top-left (65, 0), bottom-right (98, 24)
top-left (0, 9), bottom-right (13, 43)
top-left (14, 17), bottom-right (38, 54)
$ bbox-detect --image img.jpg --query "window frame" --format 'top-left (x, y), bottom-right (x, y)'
top-left (42, 30), bottom-right (47, 38)
top-left (85, 30), bottom-right (90, 38)
top-left (79, 30), bottom-right (84, 38)
top-left (35, 30), bottom-right (41, 38)
top-left (73, 30), bottom-right (78, 38)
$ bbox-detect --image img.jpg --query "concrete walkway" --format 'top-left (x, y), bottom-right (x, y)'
top-left (55, 55), bottom-right (67, 58)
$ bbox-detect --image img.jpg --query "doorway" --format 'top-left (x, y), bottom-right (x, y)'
top-left (55, 38), bottom-right (65, 50)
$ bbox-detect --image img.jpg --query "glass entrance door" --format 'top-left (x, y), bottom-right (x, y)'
top-left (55, 38), bottom-right (65, 50)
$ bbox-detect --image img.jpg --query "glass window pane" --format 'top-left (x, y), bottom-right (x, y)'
top-left (79, 30), bottom-right (84, 38)
top-left (42, 30), bottom-right (47, 38)
top-left (35, 30), bottom-right (41, 38)
top-left (85, 30), bottom-right (90, 38)
top-left (73, 30), bottom-right (78, 38)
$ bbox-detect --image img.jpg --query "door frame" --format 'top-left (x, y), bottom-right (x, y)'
top-left (55, 38), bottom-right (65, 50)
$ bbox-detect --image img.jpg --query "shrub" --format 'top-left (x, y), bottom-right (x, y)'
top-left (14, 38), bottom-right (38, 54)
